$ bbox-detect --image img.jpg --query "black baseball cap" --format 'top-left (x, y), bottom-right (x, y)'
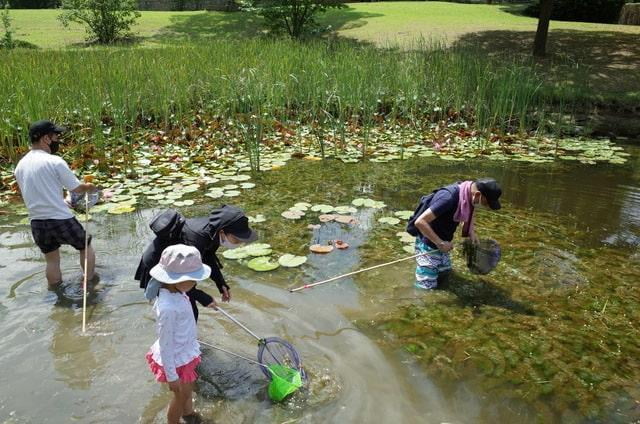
top-left (476, 178), bottom-right (502, 210)
top-left (29, 120), bottom-right (66, 142)
top-left (224, 215), bottom-right (258, 242)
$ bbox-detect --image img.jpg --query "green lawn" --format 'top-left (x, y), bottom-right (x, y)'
top-left (5, 3), bottom-right (640, 103)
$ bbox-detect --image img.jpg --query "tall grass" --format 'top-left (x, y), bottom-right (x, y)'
top-left (0, 38), bottom-right (548, 162)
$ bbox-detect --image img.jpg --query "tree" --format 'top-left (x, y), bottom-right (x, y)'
top-left (58, 0), bottom-right (140, 44)
top-left (533, 0), bottom-right (553, 58)
top-left (244, 0), bottom-right (346, 39)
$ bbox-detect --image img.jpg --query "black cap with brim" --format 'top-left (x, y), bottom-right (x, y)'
top-left (29, 120), bottom-right (66, 141)
top-left (476, 178), bottom-right (502, 210)
top-left (224, 215), bottom-right (258, 243)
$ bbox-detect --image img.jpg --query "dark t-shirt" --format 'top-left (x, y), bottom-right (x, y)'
top-left (421, 184), bottom-right (460, 248)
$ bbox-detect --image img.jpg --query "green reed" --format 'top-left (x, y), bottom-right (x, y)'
top-left (0, 38), bottom-right (549, 163)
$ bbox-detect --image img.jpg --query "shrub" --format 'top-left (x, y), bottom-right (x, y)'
top-left (58, 0), bottom-right (140, 44)
top-left (524, 0), bottom-right (626, 23)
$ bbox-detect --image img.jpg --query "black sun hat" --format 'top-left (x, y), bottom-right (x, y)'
top-left (476, 178), bottom-right (502, 210)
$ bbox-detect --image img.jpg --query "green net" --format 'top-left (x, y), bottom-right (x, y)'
top-left (267, 364), bottom-right (303, 402)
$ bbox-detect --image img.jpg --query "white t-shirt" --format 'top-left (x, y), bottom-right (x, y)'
top-left (14, 149), bottom-right (80, 220)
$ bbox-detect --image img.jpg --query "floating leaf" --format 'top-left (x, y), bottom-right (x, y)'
top-left (230, 175), bottom-right (251, 182)
top-left (403, 245), bottom-right (415, 254)
top-left (223, 190), bottom-right (241, 197)
top-left (334, 206), bottom-right (358, 215)
top-left (396, 231), bottom-right (415, 244)
top-left (351, 198), bottom-right (369, 207)
top-left (247, 257), bottom-right (280, 272)
top-left (319, 214), bottom-right (336, 223)
top-left (245, 243), bottom-right (272, 257)
top-left (222, 184), bottom-right (239, 190)
top-left (310, 244), bottom-right (334, 254)
top-left (240, 183), bottom-right (256, 189)
top-left (394, 210), bottom-right (413, 220)
top-left (248, 214), bottom-right (266, 223)
top-left (108, 204), bottom-right (135, 214)
top-left (308, 224), bottom-right (321, 230)
top-left (222, 248), bottom-right (251, 260)
top-left (334, 215), bottom-right (359, 225)
top-left (294, 202), bottom-right (312, 209)
top-left (378, 217), bottom-right (401, 225)
top-left (310, 204), bottom-right (334, 213)
top-left (333, 240), bottom-right (349, 249)
top-left (278, 254), bottom-right (308, 268)
top-left (282, 210), bottom-right (305, 220)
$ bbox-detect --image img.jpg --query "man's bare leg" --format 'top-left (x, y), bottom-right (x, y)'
top-left (80, 245), bottom-right (96, 281)
top-left (44, 249), bottom-right (62, 285)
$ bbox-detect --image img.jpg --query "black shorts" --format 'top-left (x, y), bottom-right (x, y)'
top-left (30, 217), bottom-right (92, 254)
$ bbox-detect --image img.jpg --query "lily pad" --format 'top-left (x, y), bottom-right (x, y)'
top-left (108, 204), bottom-right (136, 214)
top-left (310, 244), bottom-right (334, 254)
top-left (223, 190), bottom-right (241, 197)
top-left (310, 204), bottom-right (334, 213)
top-left (334, 215), bottom-right (359, 225)
top-left (294, 202), bottom-right (312, 209)
top-left (278, 254), bottom-right (308, 268)
top-left (248, 214), bottom-right (266, 224)
top-left (396, 231), bottom-right (415, 244)
top-left (245, 243), bottom-right (272, 257)
top-left (247, 257), bottom-right (280, 272)
top-left (394, 210), bottom-right (413, 220)
top-left (282, 210), bottom-right (305, 220)
top-left (319, 214), bottom-right (337, 223)
top-left (240, 183), bottom-right (256, 189)
top-left (222, 248), bottom-right (251, 260)
top-left (334, 206), bottom-right (358, 215)
top-left (378, 217), bottom-right (401, 225)
top-left (403, 245), bottom-right (415, 254)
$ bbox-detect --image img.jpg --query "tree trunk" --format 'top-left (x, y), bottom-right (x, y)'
top-left (533, 0), bottom-right (553, 58)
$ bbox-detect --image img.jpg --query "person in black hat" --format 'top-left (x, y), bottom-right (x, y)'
top-left (14, 120), bottom-right (98, 286)
top-left (134, 204), bottom-right (258, 321)
top-left (406, 178), bottom-right (502, 289)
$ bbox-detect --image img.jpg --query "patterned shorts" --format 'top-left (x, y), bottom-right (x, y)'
top-left (415, 238), bottom-right (452, 290)
top-left (30, 218), bottom-right (92, 254)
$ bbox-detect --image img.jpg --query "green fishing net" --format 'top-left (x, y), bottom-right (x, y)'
top-left (267, 364), bottom-right (303, 402)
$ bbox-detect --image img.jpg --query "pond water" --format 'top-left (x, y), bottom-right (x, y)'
top-left (0, 143), bottom-right (639, 423)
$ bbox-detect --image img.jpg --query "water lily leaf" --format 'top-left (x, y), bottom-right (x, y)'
top-left (222, 247), bottom-right (251, 260)
top-left (310, 204), bottom-right (334, 213)
top-left (308, 224), bottom-right (321, 230)
top-left (310, 244), bottom-right (334, 254)
top-left (351, 198), bottom-right (369, 207)
top-left (245, 243), bottom-right (272, 257)
top-left (240, 183), bottom-right (256, 189)
top-left (334, 206), bottom-right (358, 215)
top-left (334, 215), bottom-right (359, 225)
top-left (282, 210), bottom-right (305, 220)
top-left (396, 231), bottom-right (415, 244)
top-left (278, 254), bottom-right (308, 268)
top-left (247, 257), bottom-right (280, 272)
top-left (403, 245), bottom-right (415, 254)
top-left (394, 210), bottom-right (413, 220)
top-left (222, 184), bottom-right (239, 190)
top-left (182, 200), bottom-right (195, 206)
top-left (248, 214), bottom-right (266, 223)
top-left (333, 240), bottom-right (349, 249)
top-left (294, 202), bottom-right (312, 209)
top-left (378, 217), bottom-right (401, 225)
top-left (319, 214), bottom-right (337, 223)
top-left (230, 175), bottom-right (251, 182)
top-left (223, 190), bottom-right (241, 197)
top-left (108, 204), bottom-right (136, 214)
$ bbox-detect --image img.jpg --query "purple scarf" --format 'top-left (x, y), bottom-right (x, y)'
top-left (453, 180), bottom-right (475, 238)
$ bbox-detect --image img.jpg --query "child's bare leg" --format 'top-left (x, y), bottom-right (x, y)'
top-left (182, 382), bottom-right (194, 416)
top-left (167, 384), bottom-right (186, 424)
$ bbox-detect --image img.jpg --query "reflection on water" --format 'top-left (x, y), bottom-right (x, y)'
top-left (0, 144), bottom-right (638, 423)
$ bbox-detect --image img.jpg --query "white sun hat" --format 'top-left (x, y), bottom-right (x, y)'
top-left (149, 244), bottom-right (211, 284)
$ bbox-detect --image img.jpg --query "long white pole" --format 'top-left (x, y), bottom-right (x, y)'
top-left (289, 252), bottom-right (430, 293)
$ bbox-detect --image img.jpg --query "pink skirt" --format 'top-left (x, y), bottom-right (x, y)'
top-left (146, 352), bottom-right (201, 383)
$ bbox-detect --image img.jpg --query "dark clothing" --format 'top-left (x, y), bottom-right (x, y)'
top-left (135, 205), bottom-right (248, 320)
top-left (410, 183), bottom-right (461, 249)
top-left (31, 217), bottom-right (91, 254)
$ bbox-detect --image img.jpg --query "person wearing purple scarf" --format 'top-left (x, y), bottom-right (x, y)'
top-left (406, 178), bottom-right (502, 290)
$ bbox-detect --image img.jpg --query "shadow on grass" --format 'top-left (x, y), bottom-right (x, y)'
top-left (437, 272), bottom-right (535, 315)
top-left (151, 7), bottom-right (383, 43)
top-left (453, 29), bottom-right (640, 102)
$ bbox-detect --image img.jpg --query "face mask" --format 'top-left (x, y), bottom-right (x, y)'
top-left (220, 233), bottom-right (242, 249)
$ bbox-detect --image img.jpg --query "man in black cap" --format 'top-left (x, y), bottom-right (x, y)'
top-left (135, 204), bottom-right (258, 320)
top-left (14, 120), bottom-right (98, 286)
top-left (406, 178), bottom-right (502, 289)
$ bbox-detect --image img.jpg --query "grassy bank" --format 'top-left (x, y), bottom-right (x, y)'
top-left (0, 39), bottom-right (548, 162)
